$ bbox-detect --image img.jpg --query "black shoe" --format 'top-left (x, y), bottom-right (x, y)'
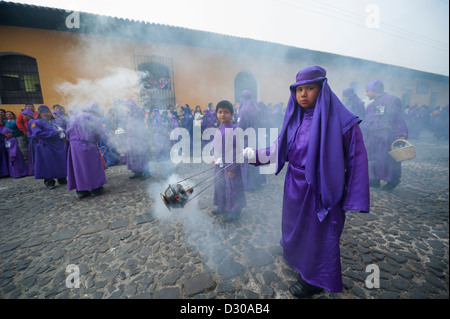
top-left (224, 212), bottom-right (240, 222)
top-left (76, 190), bottom-right (91, 199)
top-left (129, 172), bottom-right (143, 179)
top-left (369, 179), bottom-right (380, 188)
top-left (289, 277), bottom-right (323, 298)
top-left (57, 178), bottom-right (67, 185)
top-left (211, 209), bottom-right (222, 215)
top-left (91, 186), bottom-right (105, 196)
top-left (138, 172), bottom-right (151, 180)
top-left (44, 179), bottom-right (56, 189)
top-left (382, 179), bottom-right (400, 191)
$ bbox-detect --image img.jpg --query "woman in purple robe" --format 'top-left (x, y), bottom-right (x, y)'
top-left (236, 90), bottom-right (266, 191)
top-left (363, 80), bottom-right (408, 190)
top-left (66, 103), bottom-right (108, 198)
top-left (124, 99), bottom-right (151, 179)
top-left (2, 127), bottom-right (28, 178)
top-left (246, 66), bottom-right (370, 297)
top-left (31, 105), bottom-right (67, 189)
top-left (0, 127), bottom-right (10, 177)
top-left (212, 100), bottom-right (246, 222)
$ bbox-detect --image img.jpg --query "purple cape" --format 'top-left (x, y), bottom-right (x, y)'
top-left (212, 122), bottom-right (246, 213)
top-left (277, 66), bottom-right (361, 221)
top-left (32, 118), bottom-right (67, 179)
top-left (66, 111), bottom-right (107, 191)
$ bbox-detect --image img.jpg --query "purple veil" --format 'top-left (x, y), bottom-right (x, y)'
top-left (276, 66), bottom-right (361, 221)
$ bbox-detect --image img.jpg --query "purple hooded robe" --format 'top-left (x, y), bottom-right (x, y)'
top-left (363, 80), bottom-right (408, 182)
top-left (66, 104), bottom-right (108, 191)
top-left (0, 127), bottom-right (10, 177)
top-left (236, 90), bottom-right (266, 190)
top-left (253, 66), bottom-right (370, 292)
top-left (212, 121), bottom-right (246, 214)
top-left (3, 127), bottom-right (28, 178)
top-left (151, 108), bottom-right (169, 159)
top-left (125, 99), bottom-right (151, 174)
top-left (32, 105), bottom-right (67, 180)
top-left (342, 88), bottom-right (366, 121)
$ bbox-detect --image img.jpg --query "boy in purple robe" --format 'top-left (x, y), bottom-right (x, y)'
top-left (244, 66), bottom-right (370, 297)
top-left (363, 80), bottom-right (408, 191)
top-left (236, 90), bottom-right (266, 191)
top-left (66, 103), bottom-right (108, 199)
top-left (212, 100), bottom-right (246, 222)
top-left (31, 105), bottom-right (67, 189)
top-left (124, 99), bottom-right (151, 180)
top-left (0, 127), bottom-right (10, 177)
top-left (2, 127), bottom-right (28, 178)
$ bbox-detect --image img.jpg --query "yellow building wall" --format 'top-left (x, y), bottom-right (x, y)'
top-left (1, 25), bottom-right (448, 117)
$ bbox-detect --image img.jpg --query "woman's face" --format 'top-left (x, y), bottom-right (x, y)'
top-left (6, 112), bottom-right (14, 120)
top-left (295, 82), bottom-right (321, 109)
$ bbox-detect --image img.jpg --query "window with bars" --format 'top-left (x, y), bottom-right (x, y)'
top-left (134, 54), bottom-right (175, 110)
top-left (0, 53), bottom-right (43, 105)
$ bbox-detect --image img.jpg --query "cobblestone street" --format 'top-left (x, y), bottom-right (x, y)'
top-left (0, 130), bottom-right (448, 300)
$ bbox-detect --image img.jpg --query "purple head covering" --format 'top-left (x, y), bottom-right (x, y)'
top-left (365, 80), bottom-right (384, 94)
top-left (277, 65), bottom-right (361, 222)
top-left (342, 87), bottom-right (355, 97)
top-left (2, 126), bottom-right (12, 134)
top-left (83, 103), bottom-right (103, 117)
top-left (37, 105), bottom-right (54, 119)
top-left (22, 108), bottom-right (35, 118)
top-left (53, 110), bottom-right (64, 118)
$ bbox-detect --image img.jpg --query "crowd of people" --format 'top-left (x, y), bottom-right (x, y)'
top-left (0, 66), bottom-right (449, 299)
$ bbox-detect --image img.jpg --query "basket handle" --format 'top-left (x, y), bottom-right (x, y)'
top-left (391, 139), bottom-right (412, 151)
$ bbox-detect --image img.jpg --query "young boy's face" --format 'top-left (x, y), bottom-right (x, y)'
top-left (296, 82), bottom-right (321, 109)
top-left (40, 112), bottom-right (52, 120)
top-left (4, 132), bottom-right (13, 139)
top-left (216, 107), bottom-right (233, 125)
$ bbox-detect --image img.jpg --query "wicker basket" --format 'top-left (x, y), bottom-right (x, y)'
top-left (388, 139), bottom-right (416, 162)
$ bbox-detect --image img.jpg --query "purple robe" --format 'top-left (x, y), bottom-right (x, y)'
top-left (125, 99), bottom-right (151, 174)
top-left (26, 119), bottom-right (36, 175)
top-left (0, 129), bottom-right (10, 177)
top-left (343, 88), bottom-right (366, 121)
top-left (236, 90), bottom-right (266, 190)
top-left (32, 118), bottom-right (67, 179)
top-left (212, 122), bottom-right (246, 214)
top-left (4, 136), bottom-right (27, 178)
top-left (66, 112), bottom-right (107, 191)
top-left (363, 93), bottom-right (408, 182)
top-left (151, 109), bottom-right (169, 159)
top-left (253, 66), bottom-right (370, 292)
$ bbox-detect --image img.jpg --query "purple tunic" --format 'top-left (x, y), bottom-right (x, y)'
top-left (212, 122), bottom-right (246, 214)
top-left (0, 129), bottom-right (10, 177)
top-left (253, 66), bottom-right (370, 292)
top-left (26, 119), bottom-right (36, 175)
top-left (125, 99), bottom-right (151, 174)
top-left (363, 93), bottom-right (408, 182)
top-left (236, 90), bottom-right (266, 190)
top-left (66, 112), bottom-right (107, 191)
top-left (32, 119), bottom-right (67, 179)
top-left (4, 136), bottom-right (28, 178)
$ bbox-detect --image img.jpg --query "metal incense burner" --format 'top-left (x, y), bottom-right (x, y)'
top-left (160, 184), bottom-right (194, 210)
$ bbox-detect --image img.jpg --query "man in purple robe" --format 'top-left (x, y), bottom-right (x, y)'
top-left (150, 108), bottom-right (169, 160)
top-left (236, 90), bottom-right (266, 191)
top-left (22, 108), bottom-right (36, 175)
top-left (2, 127), bottom-right (28, 178)
top-left (0, 127), bottom-right (10, 177)
top-left (245, 66), bottom-right (370, 297)
top-left (66, 103), bottom-right (108, 198)
top-left (124, 99), bottom-right (151, 179)
top-left (342, 87), bottom-right (366, 121)
top-left (212, 100), bottom-right (246, 222)
top-left (363, 80), bottom-right (408, 191)
top-left (31, 105), bottom-right (67, 189)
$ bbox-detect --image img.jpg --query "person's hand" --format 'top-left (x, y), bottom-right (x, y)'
top-left (242, 147), bottom-right (256, 160)
top-left (214, 157), bottom-right (223, 167)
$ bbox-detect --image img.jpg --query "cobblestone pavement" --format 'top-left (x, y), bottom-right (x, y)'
top-left (0, 130), bottom-right (448, 300)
